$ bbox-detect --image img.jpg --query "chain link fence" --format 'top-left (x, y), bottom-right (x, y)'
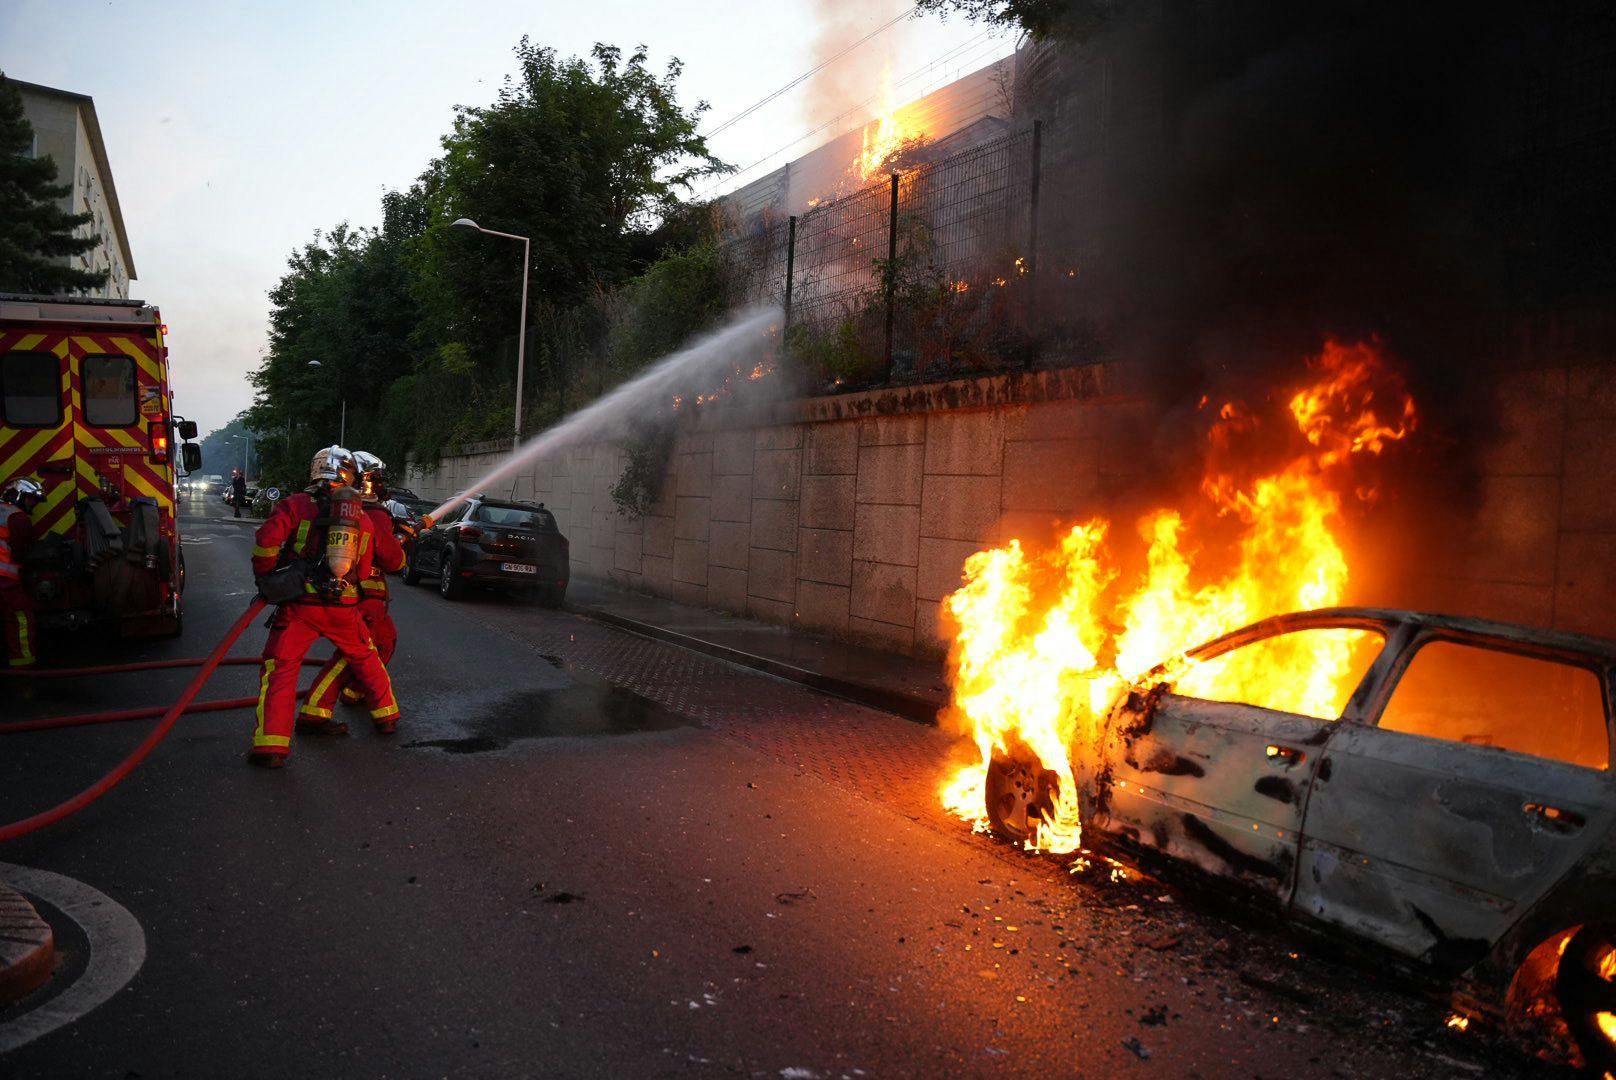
top-left (721, 124), bottom-right (1054, 390)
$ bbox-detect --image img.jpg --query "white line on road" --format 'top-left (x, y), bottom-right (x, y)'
top-left (0, 862), bottom-right (146, 1057)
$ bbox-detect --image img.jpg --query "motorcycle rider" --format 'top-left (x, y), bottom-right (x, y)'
top-left (0, 477), bottom-right (45, 669)
top-left (248, 446), bottom-right (400, 767)
top-left (297, 451), bottom-right (404, 731)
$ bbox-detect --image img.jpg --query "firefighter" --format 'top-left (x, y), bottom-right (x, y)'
top-left (247, 446), bottom-right (400, 768)
top-left (296, 450), bottom-right (404, 731)
top-left (0, 477), bottom-right (44, 669)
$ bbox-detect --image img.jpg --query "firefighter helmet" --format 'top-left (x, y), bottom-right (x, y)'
top-left (309, 446), bottom-right (357, 487)
top-left (353, 451), bottom-right (387, 503)
top-left (1, 477), bottom-right (44, 508)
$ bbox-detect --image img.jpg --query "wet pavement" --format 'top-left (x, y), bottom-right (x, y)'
top-left (0, 493), bottom-right (1571, 1077)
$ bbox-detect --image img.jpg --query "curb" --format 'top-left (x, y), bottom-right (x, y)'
top-left (576, 605), bottom-right (943, 725)
top-left (0, 880), bottom-right (54, 1008)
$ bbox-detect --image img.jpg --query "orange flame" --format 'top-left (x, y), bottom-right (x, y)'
top-left (854, 65), bottom-right (919, 182)
top-left (938, 340), bottom-right (1416, 851)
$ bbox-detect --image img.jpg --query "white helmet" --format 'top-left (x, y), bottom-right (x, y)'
top-left (2, 477), bottom-right (45, 506)
top-left (353, 451), bottom-right (387, 502)
top-left (309, 445), bottom-right (357, 486)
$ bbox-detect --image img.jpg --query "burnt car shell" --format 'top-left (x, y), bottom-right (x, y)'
top-left (1014, 607), bottom-right (1616, 1054)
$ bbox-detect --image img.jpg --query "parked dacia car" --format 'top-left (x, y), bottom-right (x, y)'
top-left (985, 608), bottom-right (1616, 1071)
top-left (403, 494), bottom-right (568, 605)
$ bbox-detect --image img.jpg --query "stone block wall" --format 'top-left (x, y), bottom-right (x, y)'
top-left (409, 359), bottom-right (1616, 657)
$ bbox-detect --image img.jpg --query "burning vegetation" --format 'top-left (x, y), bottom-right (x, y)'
top-left (939, 339), bottom-right (1416, 851)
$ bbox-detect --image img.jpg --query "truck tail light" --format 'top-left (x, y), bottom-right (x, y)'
top-left (149, 420), bottom-right (170, 464)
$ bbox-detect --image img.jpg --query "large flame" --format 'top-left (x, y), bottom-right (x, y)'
top-left (854, 65), bottom-right (918, 182)
top-left (939, 339), bottom-right (1416, 852)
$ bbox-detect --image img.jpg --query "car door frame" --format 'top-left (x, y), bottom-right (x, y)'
top-left (422, 503), bottom-right (464, 573)
top-left (1293, 620), bottom-right (1616, 976)
top-left (1091, 613), bottom-right (1394, 909)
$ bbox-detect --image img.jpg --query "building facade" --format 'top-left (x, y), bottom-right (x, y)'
top-left (13, 80), bottom-right (135, 299)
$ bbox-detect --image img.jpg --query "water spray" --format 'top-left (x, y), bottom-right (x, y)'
top-left (425, 305), bottom-right (781, 524)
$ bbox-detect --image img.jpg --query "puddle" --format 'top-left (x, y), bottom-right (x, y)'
top-left (402, 684), bottom-right (693, 754)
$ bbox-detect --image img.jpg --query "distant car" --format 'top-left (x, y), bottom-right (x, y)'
top-left (219, 485), bottom-right (257, 507)
top-left (986, 608), bottom-right (1616, 1070)
top-left (403, 494), bottom-right (568, 605)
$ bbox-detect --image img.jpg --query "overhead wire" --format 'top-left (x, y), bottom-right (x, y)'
top-left (692, 26), bottom-right (1009, 202)
top-left (700, 6), bottom-right (918, 140)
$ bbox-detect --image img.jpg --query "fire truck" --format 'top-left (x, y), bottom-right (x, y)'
top-left (0, 294), bottom-right (202, 638)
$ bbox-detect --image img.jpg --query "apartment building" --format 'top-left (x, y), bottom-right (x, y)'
top-left (13, 79), bottom-right (135, 299)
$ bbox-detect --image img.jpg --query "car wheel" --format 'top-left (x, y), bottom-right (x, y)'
top-left (984, 752), bottom-right (1061, 844)
top-left (438, 548), bottom-right (466, 600)
top-left (402, 546), bottom-right (423, 586)
top-left (1556, 923), bottom-right (1616, 1073)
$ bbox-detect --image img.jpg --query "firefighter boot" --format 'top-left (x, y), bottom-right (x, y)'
top-left (295, 714), bottom-right (350, 737)
top-left (247, 750), bottom-right (286, 769)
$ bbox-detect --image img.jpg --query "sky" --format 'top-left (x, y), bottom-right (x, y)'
top-left (0, 0), bottom-right (1014, 437)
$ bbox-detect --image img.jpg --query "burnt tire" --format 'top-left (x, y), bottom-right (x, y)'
top-left (984, 753), bottom-right (1061, 844)
top-left (1556, 923), bottom-right (1616, 1073)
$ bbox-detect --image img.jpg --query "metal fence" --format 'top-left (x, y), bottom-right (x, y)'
top-left (721, 124), bottom-right (1044, 388)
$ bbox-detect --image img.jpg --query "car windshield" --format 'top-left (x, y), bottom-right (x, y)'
top-left (471, 504), bottom-right (556, 530)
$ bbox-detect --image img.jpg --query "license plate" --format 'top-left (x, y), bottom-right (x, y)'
top-left (501, 562), bottom-right (536, 574)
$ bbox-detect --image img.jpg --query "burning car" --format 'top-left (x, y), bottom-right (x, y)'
top-left (981, 606), bottom-right (1616, 1071)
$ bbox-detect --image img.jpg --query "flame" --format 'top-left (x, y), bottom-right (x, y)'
top-left (854, 65), bottom-right (918, 182)
top-left (1445, 1013), bottom-right (1470, 1032)
top-left (938, 339), bottom-right (1416, 851)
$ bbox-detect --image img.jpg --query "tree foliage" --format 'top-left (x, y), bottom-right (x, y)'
top-left (914, 0), bottom-right (1123, 41)
top-left (246, 40), bottom-right (729, 487)
top-left (0, 73), bottom-right (106, 293)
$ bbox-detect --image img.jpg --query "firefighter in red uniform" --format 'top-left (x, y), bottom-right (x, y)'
top-left (297, 451), bottom-right (404, 732)
top-left (248, 446), bottom-right (400, 767)
top-left (0, 477), bottom-right (45, 669)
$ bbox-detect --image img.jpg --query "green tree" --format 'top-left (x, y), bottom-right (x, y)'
top-left (0, 73), bottom-right (106, 293)
top-left (914, 0), bottom-right (1122, 40)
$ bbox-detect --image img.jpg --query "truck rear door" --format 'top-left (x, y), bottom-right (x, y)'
top-left (0, 329), bottom-right (74, 534)
top-left (67, 328), bottom-right (174, 524)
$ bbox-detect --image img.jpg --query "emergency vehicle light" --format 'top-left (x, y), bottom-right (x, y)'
top-left (149, 420), bottom-right (170, 464)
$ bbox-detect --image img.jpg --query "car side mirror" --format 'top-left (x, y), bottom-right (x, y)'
top-left (181, 444), bottom-right (203, 473)
top-left (177, 419), bottom-right (199, 440)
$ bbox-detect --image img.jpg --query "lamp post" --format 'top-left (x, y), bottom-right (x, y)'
top-left (232, 433), bottom-right (253, 478)
top-left (452, 217), bottom-right (529, 449)
top-left (307, 360), bottom-right (346, 444)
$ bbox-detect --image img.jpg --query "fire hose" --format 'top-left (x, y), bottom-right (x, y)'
top-left (0, 656), bottom-right (328, 679)
top-left (0, 598), bottom-right (267, 844)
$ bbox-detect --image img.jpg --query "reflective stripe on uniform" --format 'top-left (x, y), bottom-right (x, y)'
top-left (293, 520), bottom-right (311, 552)
top-left (251, 544), bottom-right (279, 558)
top-left (298, 705), bottom-right (334, 720)
top-left (253, 659), bottom-right (278, 746)
top-left (12, 612), bottom-right (32, 666)
top-left (0, 505), bottom-right (16, 581)
top-left (370, 702), bottom-right (400, 720)
top-left (307, 657), bottom-right (349, 707)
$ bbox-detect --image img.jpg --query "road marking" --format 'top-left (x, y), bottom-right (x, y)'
top-left (0, 863), bottom-right (145, 1056)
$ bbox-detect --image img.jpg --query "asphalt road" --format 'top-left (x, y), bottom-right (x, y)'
top-left (0, 491), bottom-right (1569, 1078)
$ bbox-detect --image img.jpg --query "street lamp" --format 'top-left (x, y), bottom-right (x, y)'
top-left (232, 432), bottom-right (253, 478)
top-left (307, 360), bottom-right (346, 444)
top-left (452, 217), bottom-right (529, 449)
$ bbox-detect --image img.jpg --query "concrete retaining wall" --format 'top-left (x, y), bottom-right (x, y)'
top-left (408, 360), bottom-right (1616, 656)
